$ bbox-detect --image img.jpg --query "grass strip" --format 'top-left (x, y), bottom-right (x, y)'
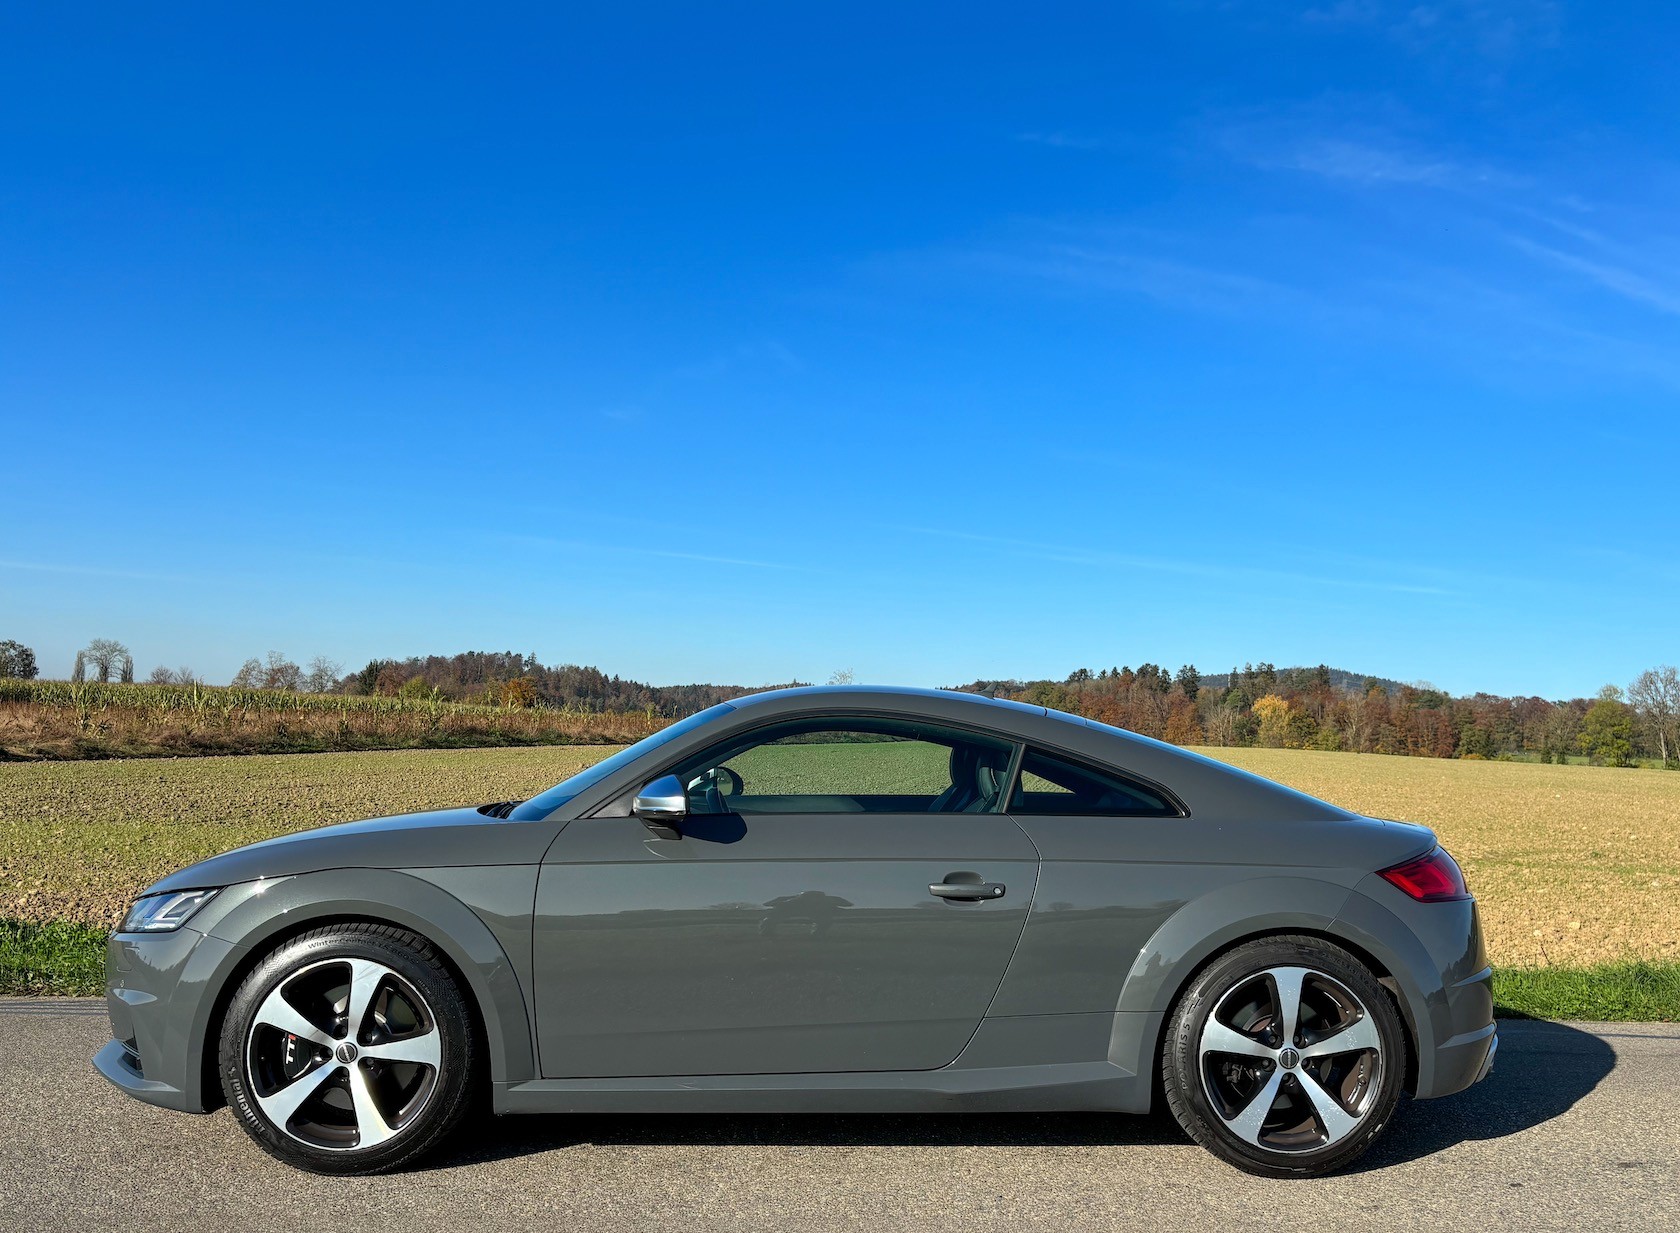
top-left (1492, 959), bottom-right (1680, 1022)
top-left (5, 915), bottom-right (1678, 1021)
top-left (0, 918), bottom-right (107, 996)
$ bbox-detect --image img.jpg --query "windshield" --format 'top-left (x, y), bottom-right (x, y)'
top-left (510, 702), bottom-right (738, 819)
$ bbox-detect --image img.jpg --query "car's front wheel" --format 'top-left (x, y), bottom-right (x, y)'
top-left (219, 923), bottom-right (477, 1174)
top-left (1161, 934), bottom-right (1406, 1177)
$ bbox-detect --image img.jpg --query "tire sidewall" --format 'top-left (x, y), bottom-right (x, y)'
top-left (219, 926), bottom-right (475, 1175)
top-left (1163, 936), bottom-right (1406, 1178)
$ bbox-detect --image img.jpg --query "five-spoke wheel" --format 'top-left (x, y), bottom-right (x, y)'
top-left (1163, 936), bottom-right (1405, 1177)
top-left (246, 956), bottom-right (443, 1150)
top-left (220, 924), bottom-right (476, 1174)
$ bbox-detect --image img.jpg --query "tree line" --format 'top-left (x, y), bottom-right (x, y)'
top-left (951, 662), bottom-right (1680, 768)
top-left (339, 651), bottom-right (800, 714)
top-left (3, 636), bottom-right (1676, 766)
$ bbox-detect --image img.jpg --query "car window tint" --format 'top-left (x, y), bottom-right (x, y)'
top-left (1008, 746), bottom-right (1178, 817)
top-left (673, 718), bottom-right (1016, 815)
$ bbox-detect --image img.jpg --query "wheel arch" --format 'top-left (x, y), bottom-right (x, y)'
top-left (1110, 878), bottom-right (1422, 1100)
top-left (1144, 925), bottom-right (1420, 1103)
top-left (190, 869), bottom-right (535, 1112)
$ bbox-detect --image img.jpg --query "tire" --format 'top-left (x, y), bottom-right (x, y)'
top-left (218, 923), bottom-right (478, 1175)
top-left (1161, 934), bottom-right (1406, 1178)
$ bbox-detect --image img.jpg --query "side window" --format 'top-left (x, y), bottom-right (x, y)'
top-left (1007, 746), bottom-right (1179, 817)
top-left (672, 718), bottom-right (1017, 815)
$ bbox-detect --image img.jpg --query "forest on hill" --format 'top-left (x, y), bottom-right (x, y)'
top-left (950, 661), bottom-right (1679, 768)
top-left (5, 638), bottom-right (1676, 767)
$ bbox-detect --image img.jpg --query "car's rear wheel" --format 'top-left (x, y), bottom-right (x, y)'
top-left (219, 923), bottom-right (477, 1174)
top-left (1161, 934), bottom-right (1405, 1177)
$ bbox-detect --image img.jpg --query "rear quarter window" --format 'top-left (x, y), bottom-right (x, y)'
top-left (1008, 746), bottom-right (1181, 817)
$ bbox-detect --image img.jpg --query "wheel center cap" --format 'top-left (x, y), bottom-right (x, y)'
top-left (1278, 1046), bottom-right (1300, 1069)
top-left (335, 1042), bottom-right (359, 1064)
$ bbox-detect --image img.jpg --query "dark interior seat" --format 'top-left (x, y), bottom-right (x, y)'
top-left (928, 745), bottom-right (1008, 813)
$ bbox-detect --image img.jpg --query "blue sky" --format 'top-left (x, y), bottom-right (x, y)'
top-left (2, 2), bottom-right (1677, 698)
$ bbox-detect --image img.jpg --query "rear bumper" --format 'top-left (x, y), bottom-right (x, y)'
top-left (1428, 1015), bottom-right (1498, 1096)
top-left (1336, 877), bottom-right (1496, 1100)
top-left (1476, 1028), bottom-right (1498, 1083)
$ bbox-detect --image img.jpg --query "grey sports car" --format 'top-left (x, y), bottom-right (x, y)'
top-left (96, 686), bottom-right (1495, 1177)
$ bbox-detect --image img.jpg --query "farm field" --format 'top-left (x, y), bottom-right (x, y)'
top-left (0, 679), bottom-right (660, 760)
top-left (1210, 748), bottom-right (1680, 967)
top-left (1, 742), bottom-right (1676, 990)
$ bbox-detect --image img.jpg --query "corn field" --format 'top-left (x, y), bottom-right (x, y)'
top-left (0, 679), bottom-right (665, 759)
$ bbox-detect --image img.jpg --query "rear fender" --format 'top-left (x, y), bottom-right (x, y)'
top-left (1107, 877), bottom-right (1354, 1080)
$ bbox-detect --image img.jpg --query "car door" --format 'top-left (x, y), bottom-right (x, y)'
top-left (533, 715), bottom-right (1039, 1078)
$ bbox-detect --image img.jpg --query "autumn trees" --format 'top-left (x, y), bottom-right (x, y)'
top-left (16, 634), bottom-right (1680, 768)
top-left (339, 650), bottom-right (791, 715)
top-left (954, 660), bottom-right (1679, 766)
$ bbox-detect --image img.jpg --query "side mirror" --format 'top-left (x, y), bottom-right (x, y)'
top-left (632, 774), bottom-right (688, 840)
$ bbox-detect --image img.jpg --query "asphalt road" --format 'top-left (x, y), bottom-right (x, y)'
top-left (0, 1003), bottom-right (1674, 1233)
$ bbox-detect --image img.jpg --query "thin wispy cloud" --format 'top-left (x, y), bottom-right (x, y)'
top-left (1209, 95), bottom-right (1680, 373)
top-left (506, 535), bottom-right (811, 573)
top-left (1364, 266), bottom-right (1680, 390)
top-left (1300, 0), bottom-right (1562, 60)
top-left (1504, 234), bottom-right (1680, 317)
top-left (1015, 131), bottom-right (1111, 152)
top-left (674, 340), bottom-right (805, 381)
top-left (1216, 97), bottom-right (1523, 195)
top-left (960, 240), bottom-right (1298, 314)
top-left (895, 527), bottom-right (1454, 597)
top-left (0, 558), bottom-right (194, 583)
top-left (1256, 136), bottom-right (1518, 192)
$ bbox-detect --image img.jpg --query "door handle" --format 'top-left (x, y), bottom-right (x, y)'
top-left (929, 873), bottom-right (1006, 901)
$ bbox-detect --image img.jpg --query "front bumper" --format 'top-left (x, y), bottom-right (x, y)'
top-left (93, 927), bottom-right (239, 1114)
top-left (92, 1038), bottom-right (190, 1108)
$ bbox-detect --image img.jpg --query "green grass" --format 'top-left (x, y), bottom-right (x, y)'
top-left (5, 913), bottom-right (1677, 1020)
top-left (1492, 960), bottom-right (1680, 1021)
top-left (0, 918), bottom-right (107, 996)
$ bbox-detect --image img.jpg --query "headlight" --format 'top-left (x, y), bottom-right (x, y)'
top-left (120, 889), bottom-right (220, 933)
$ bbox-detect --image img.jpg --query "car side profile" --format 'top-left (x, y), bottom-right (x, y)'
top-left (96, 685), bottom-right (1496, 1177)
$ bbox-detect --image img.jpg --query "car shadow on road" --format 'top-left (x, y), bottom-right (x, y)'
top-left (438, 1106), bottom-right (1189, 1168)
top-left (428, 1019), bottom-right (1616, 1173)
top-left (1353, 1018), bottom-right (1616, 1172)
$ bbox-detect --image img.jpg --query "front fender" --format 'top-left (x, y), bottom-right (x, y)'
top-left (189, 868), bottom-right (536, 1103)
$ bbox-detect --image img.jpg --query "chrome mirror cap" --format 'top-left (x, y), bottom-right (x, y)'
top-left (632, 774), bottom-right (687, 839)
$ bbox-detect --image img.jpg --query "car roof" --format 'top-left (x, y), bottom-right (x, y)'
top-left (730, 684), bottom-right (1047, 719)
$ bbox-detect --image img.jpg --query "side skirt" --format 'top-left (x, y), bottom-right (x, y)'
top-left (495, 1059), bottom-right (1146, 1116)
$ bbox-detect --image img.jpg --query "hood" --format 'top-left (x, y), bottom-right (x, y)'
top-left (145, 805), bottom-right (560, 896)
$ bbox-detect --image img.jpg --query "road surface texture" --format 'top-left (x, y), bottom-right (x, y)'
top-left (0, 1002), bottom-right (1673, 1233)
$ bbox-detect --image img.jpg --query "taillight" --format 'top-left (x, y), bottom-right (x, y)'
top-left (1379, 847), bottom-right (1471, 902)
